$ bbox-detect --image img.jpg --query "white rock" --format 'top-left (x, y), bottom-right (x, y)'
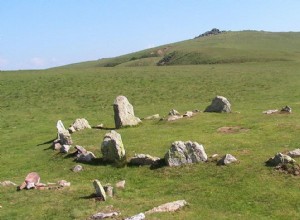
top-left (145, 200), bottom-right (188, 214)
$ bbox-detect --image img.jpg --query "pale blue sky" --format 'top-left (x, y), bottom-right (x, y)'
top-left (0, 0), bottom-right (299, 70)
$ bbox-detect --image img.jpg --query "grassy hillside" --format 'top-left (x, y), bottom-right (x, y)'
top-left (60, 31), bottom-right (300, 68)
top-left (2, 59), bottom-right (300, 219)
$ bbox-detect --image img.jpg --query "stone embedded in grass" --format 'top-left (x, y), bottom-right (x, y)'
top-left (74, 145), bottom-right (87, 154)
top-left (164, 141), bottom-right (208, 167)
top-left (57, 180), bottom-right (70, 187)
top-left (217, 154), bottom-right (238, 165)
top-left (183, 111), bottom-right (193, 117)
top-left (68, 118), bottom-right (91, 133)
top-left (129, 153), bottom-right (160, 166)
top-left (167, 115), bottom-right (183, 121)
top-left (113, 95), bottom-right (141, 129)
top-left (103, 184), bottom-right (114, 197)
top-left (125, 213), bottom-right (145, 220)
top-left (76, 151), bottom-right (96, 162)
top-left (262, 109), bottom-right (279, 114)
top-left (101, 130), bottom-right (126, 163)
top-left (280, 105), bottom-right (292, 113)
top-left (168, 109), bottom-right (180, 116)
top-left (0, 180), bottom-right (17, 187)
top-left (143, 114), bottom-right (160, 120)
top-left (204, 96), bottom-right (231, 113)
top-left (287, 149), bottom-right (300, 158)
top-left (60, 144), bottom-right (71, 153)
top-left (115, 180), bottom-right (125, 189)
top-left (266, 153), bottom-right (296, 166)
top-left (90, 211), bottom-right (119, 219)
top-left (19, 172), bottom-right (40, 190)
top-left (145, 200), bottom-right (188, 214)
top-left (71, 164), bottom-right (83, 172)
top-left (93, 180), bottom-right (106, 201)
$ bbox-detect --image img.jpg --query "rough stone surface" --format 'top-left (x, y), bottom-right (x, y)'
top-left (90, 212), bottom-right (119, 219)
top-left (72, 165), bottom-right (83, 172)
top-left (129, 154), bottom-right (160, 166)
top-left (204, 96), bottom-right (231, 113)
top-left (165, 141), bottom-right (207, 166)
top-left (68, 118), bottom-right (91, 133)
top-left (125, 213), bottom-right (145, 220)
top-left (167, 115), bottom-right (183, 121)
top-left (262, 109), bottom-right (279, 114)
top-left (57, 180), bottom-right (71, 187)
top-left (113, 95), bottom-right (141, 128)
top-left (183, 111), bottom-right (193, 117)
top-left (281, 106), bottom-right (292, 113)
top-left (143, 114), bottom-right (160, 120)
top-left (145, 200), bottom-right (188, 214)
top-left (266, 153), bottom-right (296, 166)
top-left (104, 185), bottom-right (114, 197)
top-left (288, 149), bottom-right (300, 158)
top-left (168, 109), bottom-right (180, 116)
top-left (93, 180), bottom-right (106, 201)
top-left (76, 151), bottom-right (96, 162)
top-left (217, 154), bottom-right (238, 165)
top-left (101, 130), bottom-right (126, 163)
top-left (19, 172), bottom-right (40, 190)
top-left (75, 145), bottom-right (87, 154)
top-left (53, 141), bottom-right (62, 151)
top-left (115, 180), bottom-right (125, 189)
top-left (58, 129), bottom-right (73, 145)
top-left (0, 181), bottom-right (17, 186)
top-left (60, 144), bottom-right (71, 153)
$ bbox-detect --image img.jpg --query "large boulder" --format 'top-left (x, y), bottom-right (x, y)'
top-left (68, 118), bottom-right (91, 133)
top-left (101, 130), bottom-right (126, 163)
top-left (113, 96), bottom-right (141, 128)
top-left (164, 141), bottom-right (207, 166)
top-left (204, 96), bottom-right (231, 113)
top-left (76, 151), bottom-right (96, 162)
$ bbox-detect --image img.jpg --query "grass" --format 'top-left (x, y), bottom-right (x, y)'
top-left (1, 61), bottom-right (300, 219)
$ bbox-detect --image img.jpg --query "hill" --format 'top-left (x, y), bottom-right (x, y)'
top-left (60, 30), bottom-right (300, 68)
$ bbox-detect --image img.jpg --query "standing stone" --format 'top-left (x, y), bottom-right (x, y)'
top-left (104, 185), bottom-right (114, 197)
top-left (101, 130), bottom-right (126, 163)
top-left (56, 120), bottom-right (66, 133)
top-left (164, 141), bottom-right (207, 167)
top-left (58, 130), bottom-right (73, 145)
top-left (60, 145), bottom-right (71, 153)
top-left (68, 118), bottom-right (91, 133)
top-left (93, 180), bottom-right (106, 201)
top-left (113, 96), bottom-right (141, 128)
top-left (217, 154), bottom-right (238, 165)
top-left (204, 96), bottom-right (231, 113)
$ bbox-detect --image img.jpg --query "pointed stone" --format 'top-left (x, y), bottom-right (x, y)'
top-left (204, 96), bottom-right (231, 113)
top-left (93, 180), bottom-right (106, 201)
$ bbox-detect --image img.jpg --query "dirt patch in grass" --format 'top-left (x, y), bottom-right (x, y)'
top-left (217, 126), bottom-right (249, 134)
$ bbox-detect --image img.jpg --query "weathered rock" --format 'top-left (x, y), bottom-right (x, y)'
top-left (115, 180), bottom-right (125, 189)
top-left (167, 115), bottom-right (183, 121)
top-left (168, 109), bottom-right (180, 116)
top-left (57, 180), bottom-right (71, 187)
top-left (125, 213), bottom-right (145, 220)
top-left (183, 111), bottom-right (193, 117)
top-left (281, 106), bottom-right (292, 113)
top-left (129, 154), bottom-right (160, 166)
top-left (56, 120), bottom-right (66, 133)
top-left (93, 180), bottom-right (106, 201)
top-left (68, 118), bottom-right (91, 133)
top-left (266, 153), bottom-right (296, 166)
top-left (74, 145), bottom-right (87, 154)
top-left (60, 144), bottom-right (71, 153)
top-left (288, 149), bottom-right (300, 158)
top-left (262, 109), bottom-right (278, 114)
top-left (165, 141), bottom-right (207, 167)
top-left (71, 164), bottom-right (83, 172)
top-left (145, 200), bottom-right (188, 214)
top-left (19, 172), bottom-right (40, 190)
top-left (204, 96), bottom-right (231, 113)
top-left (217, 154), bottom-right (238, 165)
top-left (143, 114), bottom-right (160, 120)
top-left (113, 95), bottom-right (141, 128)
top-left (0, 181), bottom-right (17, 186)
top-left (101, 130), bottom-right (126, 163)
top-left (58, 129), bottom-right (73, 145)
top-left (90, 211), bottom-right (119, 219)
top-left (76, 151), bottom-right (96, 162)
top-left (104, 185), bottom-right (114, 197)
top-left (53, 140), bottom-right (62, 151)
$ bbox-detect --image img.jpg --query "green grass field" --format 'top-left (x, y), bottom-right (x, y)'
top-left (1, 31), bottom-right (300, 219)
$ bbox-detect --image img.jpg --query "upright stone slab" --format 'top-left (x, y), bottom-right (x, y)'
top-left (165, 141), bottom-right (207, 166)
top-left (56, 120), bottom-right (73, 145)
top-left (204, 96), bottom-right (231, 113)
top-left (101, 130), bottom-right (126, 163)
top-left (113, 96), bottom-right (141, 128)
top-left (93, 180), bottom-right (106, 201)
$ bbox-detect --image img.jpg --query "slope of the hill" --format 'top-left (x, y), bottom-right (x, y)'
top-left (59, 30), bottom-right (300, 69)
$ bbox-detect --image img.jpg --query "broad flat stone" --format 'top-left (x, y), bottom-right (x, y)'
top-left (217, 154), bottom-right (238, 165)
top-left (76, 151), bottom-right (96, 162)
top-left (125, 213), bottom-right (145, 220)
top-left (145, 200), bottom-right (187, 214)
top-left (129, 154), bottom-right (160, 166)
top-left (90, 211), bottom-right (119, 219)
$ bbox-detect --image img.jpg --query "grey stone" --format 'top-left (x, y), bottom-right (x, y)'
top-left (288, 149), bottom-right (300, 158)
top-left (168, 109), bottom-right (180, 116)
top-left (266, 153), bottom-right (296, 166)
top-left (56, 120), bottom-right (66, 133)
top-left (53, 140), bottom-right (62, 151)
top-left (263, 109), bottom-right (279, 114)
top-left (76, 151), bottom-right (96, 162)
top-left (74, 145), bottom-right (87, 154)
top-left (217, 154), bottom-right (238, 165)
top-left (165, 141), bottom-right (207, 167)
top-left (93, 180), bottom-right (106, 201)
top-left (167, 115), bottom-right (183, 121)
top-left (71, 165), bottom-right (83, 172)
top-left (125, 213), bottom-right (145, 220)
top-left (129, 154), bottom-right (160, 166)
top-left (57, 180), bottom-right (70, 187)
top-left (104, 185), bottom-right (114, 197)
top-left (68, 118), bottom-right (91, 133)
top-left (101, 130), bottom-right (126, 163)
top-left (145, 200), bottom-right (188, 214)
top-left (91, 212), bottom-right (119, 219)
top-left (115, 180), bottom-right (125, 189)
top-left (58, 129), bottom-right (73, 145)
top-left (60, 144), bottom-right (71, 153)
top-left (143, 114), bottom-right (160, 120)
top-left (204, 96), bottom-right (231, 113)
top-left (113, 95), bottom-right (141, 129)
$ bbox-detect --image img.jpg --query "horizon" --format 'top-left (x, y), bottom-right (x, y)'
top-left (1, 0), bottom-right (300, 71)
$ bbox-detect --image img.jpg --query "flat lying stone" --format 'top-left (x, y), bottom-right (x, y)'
top-left (145, 200), bottom-right (188, 214)
top-left (0, 181), bottom-right (17, 186)
top-left (129, 154), bottom-right (160, 166)
top-left (125, 213), bottom-right (145, 220)
top-left (143, 114), bottom-right (160, 120)
top-left (217, 154), bottom-right (238, 165)
top-left (262, 109), bottom-right (278, 114)
top-left (266, 152), bottom-right (296, 166)
top-left (90, 211), bottom-right (119, 219)
top-left (115, 180), bottom-right (125, 189)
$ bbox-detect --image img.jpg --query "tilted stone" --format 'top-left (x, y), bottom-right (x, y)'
top-left (68, 118), bottom-right (91, 133)
top-left (217, 154), bottom-right (238, 165)
top-left (113, 95), bottom-right (141, 129)
top-left (101, 130), bottom-right (126, 162)
top-left (19, 172), bottom-right (40, 190)
top-left (60, 144), bottom-right (71, 153)
top-left (76, 151), bottom-right (96, 162)
top-left (93, 180), bottom-right (106, 201)
top-left (204, 96), bottom-right (231, 113)
top-left (129, 154), bottom-right (160, 166)
top-left (145, 200), bottom-right (188, 214)
top-left (74, 145), bottom-right (87, 154)
top-left (56, 120), bottom-right (66, 133)
top-left (165, 141), bottom-right (207, 166)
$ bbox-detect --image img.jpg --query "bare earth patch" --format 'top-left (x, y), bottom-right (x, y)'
top-left (217, 126), bottom-right (249, 134)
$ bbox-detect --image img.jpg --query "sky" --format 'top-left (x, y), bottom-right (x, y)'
top-left (0, 0), bottom-right (300, 70)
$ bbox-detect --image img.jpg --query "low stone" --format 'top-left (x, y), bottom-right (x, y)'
top-left (58, 180), bottom-right (71, 187)
top-left (76, 151), bottom-right (96, 162)
top-left (204, 96), bottom-right (231, 113)
top-left (19, 172), bottom-right (40, 190)
top-left (165, 141), bottom-right (208, 167)
top-left (60, 145), bottom-right (71, 153)
top-left (168, 109), bottom-right (180, 116)
top-left (115, 180), bottom-right (125, 189)
top-left (145, 200), bottom-right (188, 214)
top-left (68, 118), bottom-right (91, 133)
top-left (183, 111), bottom-right (193, 117)
top-left (129, 154), bottom-right (160, 166)
top-left (94, 124), bottom-right (104, 129)
top-left (288, 149), bottom-right (300, 158)
top-left (125, 213), bottom-right (145, 220)
top-left (104, 185), bottom-right (114, 197)
top-left (90, 211), bottom-right (119, 219)
top-left (93, 180), bottom-right (106, 201)
top-left (71, 165), bottom-right (83, 172)
top-left (143, 114), bottom-right (160, 120)
top-left (217, 154), bottom-right (238, 165)
top-left (53, 140), bottom-right (62, 151)
top-left (101, 130), bottom-right (126, 163)
top-left (262, 109), bottom-right (278, 114)
top-left (167, 115), bottom-right (183, 121)
top-left (281, 106), bottom-right (292, 113)
top-left (75, 145), bottom-right (87, 154)
top-left (266, 153), bottom-right (296, 166)
top-left (0, 181), bottom-right (17, 186)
